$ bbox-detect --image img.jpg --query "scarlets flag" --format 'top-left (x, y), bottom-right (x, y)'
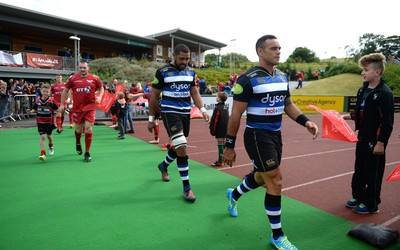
top-left (96, 90), bottom-right (115, 113)
top-left (190, 106), bottom-right (204, 119)
top-left (386, 164), bottom-right (400, 181)
top-left (307, 105), bottom-right (358, 142)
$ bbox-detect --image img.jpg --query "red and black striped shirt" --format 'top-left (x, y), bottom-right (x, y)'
top-left (32, 97), bottom-right (58, 125)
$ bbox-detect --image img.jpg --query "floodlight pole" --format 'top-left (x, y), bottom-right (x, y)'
top-left (229, 39), bottom-right (236, 76)
top-left (69, 35), bottom-right (81, 71)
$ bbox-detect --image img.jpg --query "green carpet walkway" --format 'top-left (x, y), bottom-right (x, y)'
top-left (1, 126), bottom-right (397, 249)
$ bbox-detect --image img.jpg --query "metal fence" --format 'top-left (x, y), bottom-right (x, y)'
top-left (0, 94), bottom-right (37, 121)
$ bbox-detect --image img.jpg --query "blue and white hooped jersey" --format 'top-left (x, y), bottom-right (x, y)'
top-left (152, 64), bottom-right (196, 115)
top-left (233, 66), bottom-right (290, 131)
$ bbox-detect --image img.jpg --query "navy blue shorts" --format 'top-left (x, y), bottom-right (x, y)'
top-left (244, 128), bottom-right (282, 172)
top-left (161, 112), bottom-right (190, 138)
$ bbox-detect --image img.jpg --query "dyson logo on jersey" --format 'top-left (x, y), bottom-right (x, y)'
top-left (261, 94), bottom-right (286, 106)
top-left (265, 106), bottom-right (284, 114)
top-left (76, 86), bottom-right (91, 93)
top-left (170, 83), bottom-right (191, 91)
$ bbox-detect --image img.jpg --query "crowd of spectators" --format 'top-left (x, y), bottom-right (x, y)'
top-left (0, 78), bottom-right (46, 125)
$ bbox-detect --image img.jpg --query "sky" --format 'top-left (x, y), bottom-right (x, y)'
top-left (1, 0), bottom-right (398, 62)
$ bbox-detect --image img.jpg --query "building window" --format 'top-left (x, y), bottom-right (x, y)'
top-left (24, 45), bottom-right (43, 53)
top-left (81, 53), bottom-right (95, 60)
top-left (156, 45), bottom-right (163, 56)
top-left (168, 47), bottom-right (172, 57)
top-left (0, 32), bottom-right (11, 51)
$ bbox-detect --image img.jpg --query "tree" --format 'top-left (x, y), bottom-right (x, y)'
top-left (378, 35), bottom-right (400, 57)
top-left (346, 33), bottom-right (400, 62)
top-left (358, 33), bottom-right (385, 56)
top-left (205, 53), bottom-right (250, 68)
top-left (286, 47), bottom-right (319, 63)
top-left (205, 53), bottom-right (220, 67)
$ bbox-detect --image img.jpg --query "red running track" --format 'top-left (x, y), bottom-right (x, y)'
top-left (127, 113), bottom-right (400, 232)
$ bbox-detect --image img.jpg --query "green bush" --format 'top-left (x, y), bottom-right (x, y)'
top-left (383, 63), bottom-right (400, 95)
top-left (325, 63), bottom-right (360, 77)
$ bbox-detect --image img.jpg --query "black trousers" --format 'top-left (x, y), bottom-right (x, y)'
top-left (352, 139), bottom-right (386, 210)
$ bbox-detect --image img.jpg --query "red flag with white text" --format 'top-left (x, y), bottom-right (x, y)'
top-left (96, 90), bottom-right (116, 113)
top-left (307, 105), bottom-right (358, 142)
top-left (115, 84), bottom-right (124, 94)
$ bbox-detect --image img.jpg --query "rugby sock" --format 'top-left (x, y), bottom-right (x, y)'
top-left (154, 125), bottom-right (159, 140)
top-left (177, 155), bottom-right (190, 191)
top-left (232, 172), bottom-right (260, 201)
top-left (40, 150), bottom-right (46, 155)
top-left (75, 130), bottom-right (82, 145)
top-left (217, 141), bottom-right (225, 162)
top-left (61, 115), bottom-right (65, 126)
top-left (56, 116), bottom-right (62, 129)
top-left (69, 113), bottom-right (73, 126)
top-left (160, 147), bottom-right (177, 171)
top-left (85, 132), bottom-right (93, 153)
top-left (49, 143), bottom-right (53, 148)
top-left (265, 193), bottom-right (284, 239)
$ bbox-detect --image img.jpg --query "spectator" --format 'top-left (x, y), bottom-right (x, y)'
top-left (209, 91), bottom-right (229, 167)
top-left (223, 82), bottom-right (232, 95)
top-left (217, 80), bottom-right (225, 92)
top-left (199, 77), bottom-right (207, 94)
top-left (230, 72), bottom-right (238, 85)
top-left (114, 92), bottom-right (127, 140)
top-left (313, 70), bottom-right (319, 80)
top-left (295, 71), bottom-right (304, 89)
top-left (0, 80), bottom-right (8, 121)
top-left (286, 69), bottom-right (291, 81)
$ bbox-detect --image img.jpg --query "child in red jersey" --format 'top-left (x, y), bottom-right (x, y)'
top-left (28, 84), bottom-right (59, 161)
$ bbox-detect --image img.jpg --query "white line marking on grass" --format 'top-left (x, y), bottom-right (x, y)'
top-left (382, 215), bottom-right (400, 227)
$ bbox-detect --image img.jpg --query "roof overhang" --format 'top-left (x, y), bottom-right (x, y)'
top-left (147, 28), bottom-right (226, 51)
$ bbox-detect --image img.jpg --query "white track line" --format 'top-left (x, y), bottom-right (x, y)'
top-left (218, 141), bottom-right (400, 170)
top-left (218, 147), bottom-right (355, 170)
top-left (282, 160), bottom-right (400, 192)
top-left (282, 172), bottom-right (354, 191)
top-left (382, 215), bottom-right (400, 227)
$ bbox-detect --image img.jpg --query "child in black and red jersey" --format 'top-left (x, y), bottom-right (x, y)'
top-left (209, 91), bottom-right (229, 166)
top-left (28, 84), bottom-right (59, 161)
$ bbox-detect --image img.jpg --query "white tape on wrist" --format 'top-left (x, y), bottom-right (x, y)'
top-left (148, 116), bottom-right (154, 122)
top-left (200, 107), bottom-right (207, 113)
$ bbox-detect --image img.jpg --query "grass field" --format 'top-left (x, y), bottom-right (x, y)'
top-left (291, 73), bottom-right (362, 96)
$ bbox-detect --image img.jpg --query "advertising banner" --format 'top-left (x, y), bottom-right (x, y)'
top-left (0, 51), bottom-right (23, 66)
top-left (26, 53), bottom-right (63, 69)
